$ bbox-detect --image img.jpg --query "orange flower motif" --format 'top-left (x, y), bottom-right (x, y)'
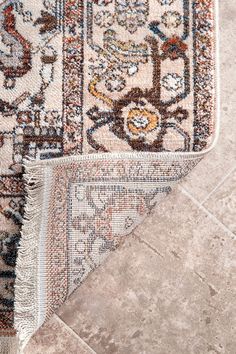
top-left (127, 108), bottom-right (159, 136)
top-left (122, 99), bottom-right (161, 143)
top-left (161, 36), bottom-right (188, 60)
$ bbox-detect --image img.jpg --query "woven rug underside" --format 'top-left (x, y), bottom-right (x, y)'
top-left (0, 0), bottom-right (218, 352)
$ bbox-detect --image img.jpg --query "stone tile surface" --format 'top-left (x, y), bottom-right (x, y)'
top-left (204, 168), bottom-right (236, 234)
top-left (25, 315), bottom-right (95, 354)
top-left (58, 189), bottom-right (236, 354)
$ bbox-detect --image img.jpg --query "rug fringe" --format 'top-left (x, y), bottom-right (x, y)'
top-left (14, 162), bottom-right (45, 353)
top-left (0, 336), bottom-right (18, 354)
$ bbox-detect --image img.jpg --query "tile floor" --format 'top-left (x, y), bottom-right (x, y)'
top-left (25, 1), bottom-right (236, 353)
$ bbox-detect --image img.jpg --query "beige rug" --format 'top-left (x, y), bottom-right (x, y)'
top-left (0, 0), bottom-right (219, 352)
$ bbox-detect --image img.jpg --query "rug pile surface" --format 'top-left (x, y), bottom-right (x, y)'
top-left (0, 0), bottom-right (218, 352)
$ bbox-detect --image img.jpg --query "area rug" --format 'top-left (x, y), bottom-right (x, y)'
top-left (0, 0), bottom-right (219, 352)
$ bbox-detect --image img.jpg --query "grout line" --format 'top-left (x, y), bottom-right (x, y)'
top-left (201, 165), bottom-right (236, 205)
top-left (180, 186), bottom-right (236, 240)
top-left (55, 314), bottom-right (97, 354)
top-left (132, 232), bottom-right (164, 258)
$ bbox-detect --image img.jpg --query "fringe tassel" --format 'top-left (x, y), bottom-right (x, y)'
top-left (14, 162), bottom-right (45, 353)
top-left (0, 336), bottom-right (18, 354)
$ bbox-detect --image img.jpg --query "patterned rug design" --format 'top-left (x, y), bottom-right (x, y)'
top-left (0, 0), bottom-right (217, 352)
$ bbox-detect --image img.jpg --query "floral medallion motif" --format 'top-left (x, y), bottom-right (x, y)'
top-left (122, 100), bottom-right (161, 143)
top-left (161, 11), bottom-right (182, 28)
top-left (162, 73), bottom-right (184, 93)
top-left (115, 0), bottom-right (149, 34)
top-left (94, 10), bottom-right (114, 28)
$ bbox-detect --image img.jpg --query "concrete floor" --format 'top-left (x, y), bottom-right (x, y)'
top-left (25, 1), bottom-right (236, 353)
